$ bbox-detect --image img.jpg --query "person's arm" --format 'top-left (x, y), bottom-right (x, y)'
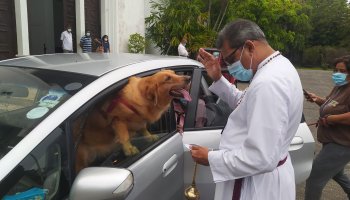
top-left (198, 48), bottom-right (243, 108)
top-left (304, 90), bottom-right (326, 106)
top-left (209, 76), bottom-right (243, 109)
top-left (94, 38), bottom-right (102, 45)
top-left (322, 112), bottom-right (350, 126)
top-left (79, 37), bottom-right (84, 48)
top-left (314, 96), bottom-right (326, 106)
top-left (60, 32), bottom-right (64, 47)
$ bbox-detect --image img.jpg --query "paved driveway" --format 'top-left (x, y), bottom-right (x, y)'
top-left (297, 69), bottom-right (349, 200)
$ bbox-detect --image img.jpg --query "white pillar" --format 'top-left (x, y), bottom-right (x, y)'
top-left (14, 0), bottom-right (30, 56)
top-left (75, 0), bottom-right (85, 53)
top-left (101, 0), bottom-right (118, 53)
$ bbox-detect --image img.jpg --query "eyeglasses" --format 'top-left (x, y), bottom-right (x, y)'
top-left (222, 47), bottom-right (241, 66)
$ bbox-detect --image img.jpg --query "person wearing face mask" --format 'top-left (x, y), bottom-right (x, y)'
top-left (60, 25), bottom-right (73, 53)
top-left (178, 38), bottom-right (189, 57)
top-left (304, 56), bottom-right (350, 200)
top-left (79, 31), bottom-right (92, 53)
top-left (100, 35), bottom-right (110, 53)
top-left (192, 19), bottom-right (303, 200)
top-left (94, 35), bottom-right (110, 53)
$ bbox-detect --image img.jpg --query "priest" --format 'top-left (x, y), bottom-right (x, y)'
top-left (191, 19), bottom-right (303, 200)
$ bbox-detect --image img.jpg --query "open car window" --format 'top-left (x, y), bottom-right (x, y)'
top-left (193, 71), bottom-right (234, 128)
top-left (70, 69), bottom-right (193, 173)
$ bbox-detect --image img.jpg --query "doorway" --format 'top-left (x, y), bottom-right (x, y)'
top-left (0, 0), bottom-right (17, 60)
top-left (27, 0), bottom-right (55, 55)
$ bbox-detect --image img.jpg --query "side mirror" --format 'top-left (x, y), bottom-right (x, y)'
top-left (70, 167), bottom-right (134, 200)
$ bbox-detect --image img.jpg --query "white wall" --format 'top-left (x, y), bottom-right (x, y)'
top-left (117, 0), bottom-right (145, 53)
top-left (14, 0), bottom-right (30, 56)
top-left (101, 0), bottom-right (145, 53)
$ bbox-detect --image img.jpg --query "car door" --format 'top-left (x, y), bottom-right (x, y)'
top-left (0, 126), bottom-right (72, 199)
top-left (181, 68), bottom-right (225, 199)
top-left (69, 67), bottom-right (194, 200)
top-left (126, 67), bottom-right (196, 200)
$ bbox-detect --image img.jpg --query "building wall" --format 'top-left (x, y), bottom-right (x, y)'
top-left (27, 0), bottom-right (55, 55)
top-left (117, 0), bottom-right (145, 53)
top-left (10, 0), bottom-right (156, 58)
top-left (101, 0), bottom-right (145, 53)
top-left (0, 0), bottom-right (17, 60)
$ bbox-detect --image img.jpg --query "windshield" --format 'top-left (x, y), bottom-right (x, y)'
top-left (0, 66), bottom-right (96, 159)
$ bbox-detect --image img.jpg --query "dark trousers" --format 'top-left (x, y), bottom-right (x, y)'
top-left (305, 143), bottom-right (350, 200)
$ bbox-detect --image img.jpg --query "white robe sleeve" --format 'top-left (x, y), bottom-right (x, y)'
top-left (208, 76), bottom-right (243, 109)
top-left (208, 80), bottom-right (289, 182)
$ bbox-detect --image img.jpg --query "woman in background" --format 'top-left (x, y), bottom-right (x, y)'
top-left (95, 35), bottom-right (110, 53)
top-left (304, 55), bottom-right (350, 200)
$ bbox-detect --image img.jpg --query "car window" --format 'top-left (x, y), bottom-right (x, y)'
top-left (70, 69), bottom-right (192, 173)
top-left (193, 71), bottom-right (233, 128)
top-left (0, 126), bottom-right (70, 199)
top-left (0, 66), bottom-right (96, 160)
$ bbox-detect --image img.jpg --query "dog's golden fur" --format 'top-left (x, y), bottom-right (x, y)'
top-left (73, 70), bottom-right (191, 172)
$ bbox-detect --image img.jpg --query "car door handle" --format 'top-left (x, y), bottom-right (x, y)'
top-left (162, 154), bottom-right (178, 177)
top-left (289, 136), bottom-right (304, 151)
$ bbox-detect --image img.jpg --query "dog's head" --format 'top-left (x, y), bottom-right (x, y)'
top-left (141, 70), bottom-right (192, 106)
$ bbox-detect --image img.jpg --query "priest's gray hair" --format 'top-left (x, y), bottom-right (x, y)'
top-left (216, 19), bottom-right (267, 49)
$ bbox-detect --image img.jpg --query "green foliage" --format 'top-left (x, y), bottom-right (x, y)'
top-left (302, 45), bottom-right (349, 67)
top-left (128, 33), bottom-right (146, 53)
top-left (145, 0), bottom-right (219, 56)
top-left (227, 0), bottom-right (311, 57)
top-left (306, 0), bottom-right (350, 48)
top-left (145, 0), bottom-right (350, 67)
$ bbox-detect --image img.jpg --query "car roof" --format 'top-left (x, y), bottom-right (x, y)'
top-left (0, 53), bottom-right (199, 76)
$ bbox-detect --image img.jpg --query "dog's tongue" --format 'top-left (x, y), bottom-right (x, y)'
top-left (179, 89), bottom-right (192, 102)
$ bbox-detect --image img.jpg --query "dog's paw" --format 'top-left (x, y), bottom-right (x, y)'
top-left (123, 145), bottom-right (140, 156)
top-left (146, 134), bottom-right (159, 142)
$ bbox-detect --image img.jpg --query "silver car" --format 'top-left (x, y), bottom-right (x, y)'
top-left (0, 53), bottom-right (314, 200)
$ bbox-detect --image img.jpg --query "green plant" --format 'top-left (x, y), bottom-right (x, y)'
top-left (145, 0), bottom-right (222, 56)
top-left (128, 33), bottom-right (146, 53)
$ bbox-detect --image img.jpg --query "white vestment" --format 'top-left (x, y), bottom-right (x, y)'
top-left (208, 51), bottom-right (303, 200)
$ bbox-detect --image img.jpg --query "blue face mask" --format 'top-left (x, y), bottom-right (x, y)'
top-left (227, 45), bottom-right (253, 81)
top-left (332, 72), bottom-right (348, 86)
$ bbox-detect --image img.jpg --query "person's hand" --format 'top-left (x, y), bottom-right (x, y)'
top-left (304, 90), bottom-right (318, 103)
top-left (197, 48), bottom-right (222, 81)
top-left (190, 145), bottom-right (209, 166)
top-left (318, 115), bottom-right (332, 127)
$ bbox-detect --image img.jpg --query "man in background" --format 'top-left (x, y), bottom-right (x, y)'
top-left (60, 25), bottom-right (73, 53)
top-left (178, 38), bottom-right (189, 57)
top-left (80, 31), bottom-right (92, 53)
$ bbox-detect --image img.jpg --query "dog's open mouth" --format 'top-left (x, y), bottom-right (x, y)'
top-left (169, 89), bottom-right (192, 101)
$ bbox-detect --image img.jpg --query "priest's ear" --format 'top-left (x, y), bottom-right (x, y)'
top-left (245, 40), bottom-right (256, 53)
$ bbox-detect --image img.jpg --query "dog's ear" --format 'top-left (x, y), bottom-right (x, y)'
top-left (144, 83), bottom-right (158, 106)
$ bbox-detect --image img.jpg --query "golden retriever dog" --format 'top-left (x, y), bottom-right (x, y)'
top-left (73, 70), bottom-right (191, 172)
